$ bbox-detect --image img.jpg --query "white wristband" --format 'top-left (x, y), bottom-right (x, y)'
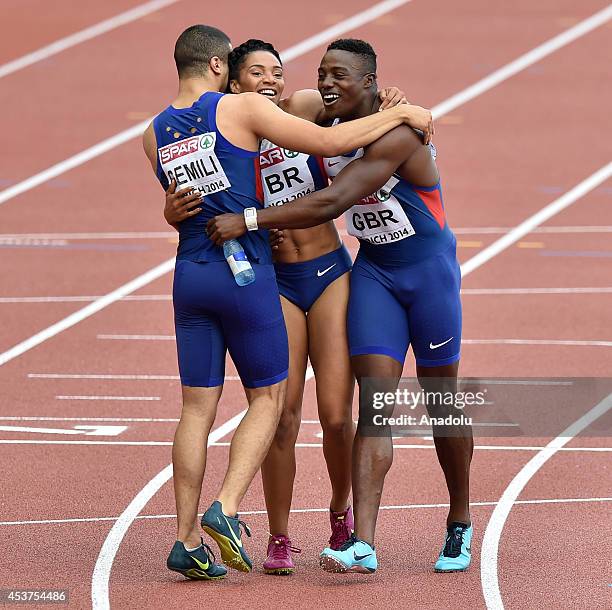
top-left (244, 207), bottom-right (258, 231)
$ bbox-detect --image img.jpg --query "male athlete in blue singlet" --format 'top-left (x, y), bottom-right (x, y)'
top-left (142, 26), bottom-right (435, 580)
top-left (207, 39), bottom-right (473, 575)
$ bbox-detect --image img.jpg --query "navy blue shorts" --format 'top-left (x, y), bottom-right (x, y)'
top-left (173, 259), bottom-right (289, 388)
top-left (274, 244), bottom-right (353, 312)
top-left (347, 240), bottom-right (462, 367)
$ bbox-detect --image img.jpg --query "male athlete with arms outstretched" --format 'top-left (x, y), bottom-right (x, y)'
top-left (142, 26), bottom-right (434, 579)
top-left (207, 39), bottom-right (473, 575)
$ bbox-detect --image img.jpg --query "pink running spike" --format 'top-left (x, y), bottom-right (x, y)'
top-left (263, 534), bottom-right (301, 575)
top-left (329, 506), bottom-right (354, 550)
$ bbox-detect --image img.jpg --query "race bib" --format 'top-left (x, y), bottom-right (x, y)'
top-left (158, 132), bottom-right (231, 197)
top-left (259, 141), bottom-right (316, 207)
top-left (344, 176), bottom-right (415, 245)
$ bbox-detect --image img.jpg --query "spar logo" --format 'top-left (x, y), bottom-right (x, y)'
top-left (284, 149), bottom-right (299, 158)
top-left (159, 132), bottom-right (216, 164)
top-left (200, 133), bottom-right (215, 149)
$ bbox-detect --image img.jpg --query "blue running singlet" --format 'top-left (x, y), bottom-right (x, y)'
top-left (152, 91), bottom-right (271, 264)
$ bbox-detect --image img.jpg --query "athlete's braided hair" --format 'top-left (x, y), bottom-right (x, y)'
top-left (228, 39), bottom-right (282, 85)
top-left (327, 38), bottom-right (377, 74)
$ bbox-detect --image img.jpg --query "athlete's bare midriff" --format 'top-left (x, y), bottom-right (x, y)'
top-left (273, 221), bottom-right (341, 264)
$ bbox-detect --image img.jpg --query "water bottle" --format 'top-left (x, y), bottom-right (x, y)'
top-left (223, 239), bottom-right (255, 286)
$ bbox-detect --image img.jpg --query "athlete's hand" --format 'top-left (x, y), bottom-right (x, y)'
top-left (398, 104), bottom-right (434, 145)
top-left (269, 229), bottom-right (284, 250)
top-left (164, 179), bottom-right (202, 227)
top-left (206, 213), bottom-right (247, 245)
top-left (378, 87), bottom-right (408, 111)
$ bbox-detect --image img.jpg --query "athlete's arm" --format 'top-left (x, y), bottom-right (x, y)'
top-left (142, 122), bottom-right (158, 172)
top-left (279, 89), bottom-right (325, 122)
top-left (219, 92), bottom-right (433, 156)
top-left (207, 126), bottom-right (435, 243)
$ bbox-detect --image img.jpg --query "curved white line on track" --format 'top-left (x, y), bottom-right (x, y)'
top-left (0, 0), bottom-right (181, 80)
top-left (480, 393), bottom-right (612, 609)
top-left (91, 410), bottom-right (246, 610)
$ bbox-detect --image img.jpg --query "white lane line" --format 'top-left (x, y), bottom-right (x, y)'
top-left (0, 0), bottom-right (181, 80)
top-left (0, 416), bottom-right (179, 423)
top-left (2, 439), bottom-right (609, 452)
top-left (0, 440), bottom-right (173, 446)
top-left (215, 442), bottom-right (612, 453)
top-left (3, 497), bottom-right (610, 527)
top-left (97, 334), bottom-right (174, 341)
top-left (460, 162), bottom-right (612, 277)
top-left (0, 120), bottom-right (152, 207)
top-left (3, 287), bottom-right (610, 304)
top-left (279, 0), bottom-right (413, 61)
top-left (431, 4), bottom-right (612, 118)
top-left (30, 373), bottom-right (179, 380)
top-left (454, 226), bottom-right (612, 235)
top-left (0, 258), bottom-right (175, 367)
top-left (94, 336), bottom-right (612, 347)
top-left (462, 339), bottom-right (612, 347)
top-left (90, 409), bottom-right (246, 610)
top-left (461, 287), bottom-right (612, 295)
top-left (28, 373), bottom-right (239, 380)
top-left (0, 295), bottom-right (172, 303)
top-left (0, 416), bottom-right (320, 423)
top-left (2, 4), bottom-right (609, 212)
top-left (1, 226), bottom-right (610, 240)
top-left (0, 232), bottom-right (176, 240)
top-left (0, 425), bottom-right (127, 436)
top-left (481, 393), bottom-right (612, 610)
top-left (55, 395), bottom-right (161, 401)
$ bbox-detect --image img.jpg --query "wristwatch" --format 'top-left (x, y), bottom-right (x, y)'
top-left (244, 207), bottom-right (258, 231)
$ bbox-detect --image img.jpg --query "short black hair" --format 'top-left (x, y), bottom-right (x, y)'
top-left (327, 38), bottom-right (377, 74)
top-left (174, 25), bottom-right (231, 78)
top-left (228, 39), bottom-right (282, 83)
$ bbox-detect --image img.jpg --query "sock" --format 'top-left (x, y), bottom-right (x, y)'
top-left (184, 543), bottom-right (202, 552)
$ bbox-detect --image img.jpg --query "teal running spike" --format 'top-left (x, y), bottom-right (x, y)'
top-left (319, 533), bottom-right (377, 574)
top-left (434, 522), bottom-right (473, 572)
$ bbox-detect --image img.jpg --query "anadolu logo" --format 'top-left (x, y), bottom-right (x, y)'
top-left (200, 133), bottom-right (215, 150)
top-left (284, 149), bottom-right (299, 158)
top-left (376, 189), bottom-right (391, 202)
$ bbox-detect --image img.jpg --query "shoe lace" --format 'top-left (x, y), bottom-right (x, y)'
top-left (237, 518), bottom-right (252, 539)
top-left (329, 510), bottom-right (352, 548)
top-left (201, 541), bottom-right (218, 563)
top-left (338, 533), bottom-right (359, 552)
top-left (442, 525), bottom-right (466, 558)
top-left (269, 534), bottom-right (302, 559)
